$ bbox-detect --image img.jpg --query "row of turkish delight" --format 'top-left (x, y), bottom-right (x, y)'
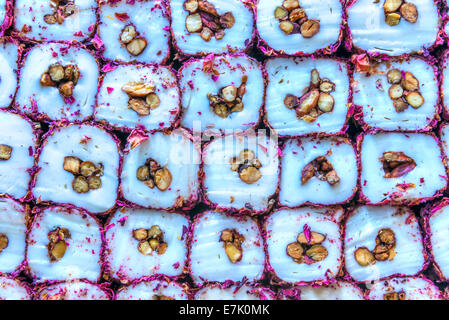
top-left (3, 113), bottom-right (449, 214)
top-left (1, 42), bottom-right (449, 133)
top-left (1, 0), bottom-right (448, 58)
top-left (0, 202), bottom-right (448, 300)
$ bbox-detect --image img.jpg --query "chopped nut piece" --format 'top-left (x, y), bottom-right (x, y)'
top-left (400, 2), bottom-right (418, 23)
top-left (63, 156), bottom-right (81, 174)
top-left (48, 64), bottom-right (65, 82)
top-left (385, 13), bottom-right (401, 26)
top-left (384, 291), bottom-right (406, 300)
top-left (59, 81), bottom-right (74, 98)
top-left (301, 156), bottom-right (339, 185)
top-left (301, 163), bottom-right (315, 185)
top-left (284, 94), bottom-right (299, 109)
top-left (120, 25), bottom-right (137, 44)
top-left (221, 85), bottom-right (237, 103)
top-left (64, 65), bottom-right (80, 84)
top-left (378, 228), bottom-right (395, 246)
top-left (286, 242), bottom-right (304, 260)
top-left (51, 241), bottom-right (67, 261)
top-left (387, 69), bottom-right (402, 84)
top-left (186, 13), bottom-right (203, 33)
top-left (383, 0), bottom-right (403, 13)
top-left (72, 176), bottom-right (89, 194)
top-left (300, 19), bottom-right (320, 38)
top-left (279, 20), bottom-right (294, 34)
top-left (146, 93), bottom-right (161, 109)
top-left (200, 27), bottom-right (213, 41)
top-left (63, 4), bottom-right (78, 17)
top-left (0, 144), bottom-right (12, 161)
top-left (138, 241), bottom-right (152, 255)
top-left (215, 29), bottom-right (225, 40)
top-left (240, 149), bottom-right (255, 162)
top-left (306, 245), bottom-right (328, 262)
top-left (283, 0), bottom-right (300, 11)
top-left (393, 98), bottom-right (409, 113)
top-left (220, 12), bottom-right (235, 29)
top-left (317, 93), bottom-right (334, 113)
top-left (154, 168), bottom-right (172, 191)
top-left (126, 37), bottom-right (147, 56)
top-left (148, 225), bottom-right (163, 239)
top-left (214, 104), bottom-right (229, 118)
top-left (0, 233), bottom-right (8, 253)
top-left (220, 229), bottom-right (234, 242)
top-left (44, 14), bottom-right (57, 24)
top-left (224, 242), bottom-right (242, 263)
top-left (122, 82), bottom-right (155, 98)
top-left (129, 98), bottom-right (150, 116)
top-left (380, 151), bottom-right (416, 178)
top-left (274, 6), bottom-right (288, 20)
top-left (354, 247), bottom-right (376, 266)
top-left (144, 179), bottom-right (155, 189)
top-left (311, 69), bottom-right (321, 87)
top-left (136, 165), bottom-right (150, 182)
top-left (157, 242), bottom-right (168, 255)
top-left (297, 231), bottom-right (326, 245)
top-left (80, 161), bottom-right (97, 177)
top-left (183, 0), bottom-right (199, 13)
top-left (289, 8), bottom-right (306, 22)
top-left (87, 176), bottom-right (101, 190)
top-left (405, 91), bottom-right (424, 109)
top-left (402, 72), bottom-right (419, 91)
top-left (388, 84), bottom-right (404, 100)
top-left (239, 166), bottom-right (262, 185)
top-left (297, 89), bottom-right (320, 115)
top-left (40, 73), bottom-right (55, 87)
top-left (133, 228), bottom-right (148, 241)
top-left (319, 80), bottom-right (335, 93)
top-left (149, 238), bottom-right (159, 250)
top-left (198, 0), bottom-right (219, 16)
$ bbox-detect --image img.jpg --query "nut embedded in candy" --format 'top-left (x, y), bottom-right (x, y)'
top-left (133, 225), bottom-right (168, 256)
top-left (287, 226), bottom-right (329, 264)
top-left (230, 149), bottom-right (263, 184)
top-left (274, 1), bottom-right (321, 38)
top-left (41, 63), bottom-right (81, 99)
top-left (383, 291), bottom-right (406, 300)
top-left (64, 156), bottom-right (104, 193)
top-left (126, 37), bottom-right (148, 56)
top-left (297, 231), bottom-right (326, 245)
top-left (0, 233), bottom-right (8, 253)
top-left (220, 228), bottom-right (245, 264)
top-left (47, 227), bottom-right (71, 262)
top-left (405, 91), bottom-right (424, 109)
top-left (122, 82), bottom-right (160, 116)
top-left (120, 25), bottom-right (137, 44)
top-left (184, 0), bottom-right (199, 13)
top-left (400, 2), bottom-right (418, 23)
top-left (301, 156), bottom-right (340, 186)
top-left (385, 69), bottom-right (424, 112)
top-left (136, 158), bottom-right (173, 192)
top-left (387, 69), bottom-right (402, 84)
top-left (43, 1), bottom-right (79, 25)
top-left (208, 76), bottom-right (248, 118)
top-left (300, 19), bottom-right (320, 38)
top-left (354, 247), bottom-right (376, 266)
top-left (383, 0), bottom-right (418, 26)
top-left (380, 151), bottom-right (416, 178)
top-left (305, 245), bottom-right (328, 262)
top-left (383, 0), bottom-right (403, 13)
top-left (354, 228), bottom-right (397, 267)
top-left (402, 72), bottom-right (419, 91)
top-left (0, 144), bottom-right (12, 161)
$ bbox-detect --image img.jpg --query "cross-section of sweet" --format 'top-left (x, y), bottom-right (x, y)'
top-left (265, 206), bottom-right (343, 284)
top-left (104, 208), bottom-right (189, 283)
top-left (0, 276), bottom-right (31, 300)
top-left (98, 0), bottom-right (170, 64)
top-left (0, 198), bottom-right (26, 275)
top-left (36, 281), bottom-right (111, 300)
top-left (14, 0), bottom-right (97, 41)
top-left (0, 110), bottom-right (36, 200)
top-left (298, 282), bottom-right (364, 300)
top-left (33, 124), bottom-right (120, 214)
top-left (347, 0), bottom-right (439, 56)
top-left (171, 0), bottom-right (254, 55)
top-left (202, 133), bottom-right (279, 213)
top-left (179, 53), bottom-right (263, 133)
top-left (359, 132), bottom-right (446, 204)
top-left (194, 284), bottom-right (275, 300)
top-left (353, 56), bottom-right (438, 131)
top-left (15, 43), bottom-right (99, 122)
top-left (27, 206), bottom-right (102, 282)
top-left (190, 211), bottom-right (265, 284)
top-left (366, 277), bottom-right (442, 300)
top-left (96, 64), bottom-right (179, 131)
top-left (121, 129), bottom-right (200, 210)
top-left (280, 136), bottom-right (357, 206)
top-left (257, 0), bottom-right (343, 55)
top-left (116, 280), bottom-right (189, 300)
top-left (345, 206), bottom-right (425, 282)
top-left (265, 57), bottom-right (350, 136)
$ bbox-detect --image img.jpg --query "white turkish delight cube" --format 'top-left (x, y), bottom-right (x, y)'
top-left (116, 280), bottom-right (189, 300)
top-left (37, 281), bottom-right (111, 300)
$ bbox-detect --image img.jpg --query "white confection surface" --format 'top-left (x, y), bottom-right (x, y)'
top-left (441, 50), bottom-right (449, 115)
top-left (171, 0), bottom-right (253, 55)
top-left (366, 277), bottom-right (442, 300)
top-left (180, 54), bottom-right (264, 133)
top-left (360, 133), bottom-right (446, 204)
top-left (0, 277), bottom-right (30, 300)
top-left (16, 43), bottom-right (99, 121)
top-left (0, 111), bottom-right (35, 199)
top-left (257, 0), bottom-right (342, 55)
top-left (265, 57), bottom-right (349, 136)
top-left (280, 137), bottom-right (357, 206)
top-left (15, 0), bottom-right (96, 41)
top-left (27, 207), bottom-right (102, 282)
top-left (265, 207), bottom-right (343, 283)
top-left (353, 58), bottom-right (438, 131)
top-left (195, 284), bottom-right (273, 300)
top-left (121, 130), bottom-right (200, 209)
top-left (33, 124), bottom-right (120, 214)
top-left (0, 198), bottom-right (26, 273)
top-left (348, 0), bottom-right (439, 55)
top-left (116, 280), bottom-right (188, 300)
top-left (96, 64), bottom-right (180, 130)
top-left (190, 211), bottom-right (265, 283)
top-left (0, 42), bottom-right (18, 108)
top-left (99, 0), bottom-right (170, 64)
top-left (300, 282), bottom-right (364, 300)
top-left (105, 208), bottom-right (189, 281)
top-left (203, 134), bottom-right (279, 212)
top-left (345, 206), bottom-right (425, 282)
top-left (429, 203), bottom-right (449, 279)
top-left (38, 281), bottom-right (109, 300)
